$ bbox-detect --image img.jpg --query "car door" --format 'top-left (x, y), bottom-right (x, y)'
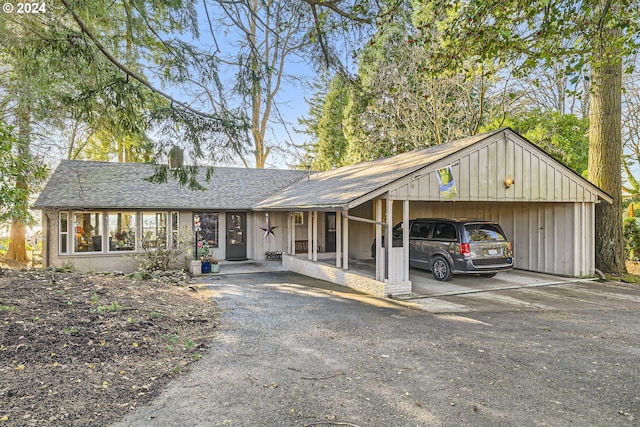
top-left (409, 221), bottom-right (433, 270)
top-left (425, 221), bottom-right (457, 269)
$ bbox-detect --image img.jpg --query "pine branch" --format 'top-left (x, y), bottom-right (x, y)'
top-left (59, 0), bottom-right (218, 120)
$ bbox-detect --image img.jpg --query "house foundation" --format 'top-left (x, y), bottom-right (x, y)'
top-left (283, 254), bottom-right (412, 298)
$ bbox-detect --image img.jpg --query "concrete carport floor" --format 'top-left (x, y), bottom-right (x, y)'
top-left (407, 268), bottom-right (588, 298)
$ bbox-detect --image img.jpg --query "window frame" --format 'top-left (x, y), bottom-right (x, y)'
top-left (107, 211), bottom-right (137, 253)
top-left (72, 211), bottom-right (103, 254)
top-left (59, 211), bottom-right (69, 255)
top-left (141, 211), bottom-right (168, 251)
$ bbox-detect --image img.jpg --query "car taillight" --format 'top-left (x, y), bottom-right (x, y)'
top-left (460, 243), bottom-right (471, 256)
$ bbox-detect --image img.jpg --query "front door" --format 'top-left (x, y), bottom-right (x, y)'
top-left (226, 212), bottom-right (247, 260)
top-left (325, 212), bottom-right (337, 252)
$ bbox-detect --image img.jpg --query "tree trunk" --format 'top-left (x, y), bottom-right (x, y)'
top-left (588, 54), bottom-right (625, 274)
top-left (3, 222), bottom-right (30, 263)
top-left (3, 96), bottom-right (31, 264)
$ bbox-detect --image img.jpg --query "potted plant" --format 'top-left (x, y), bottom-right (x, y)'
top-left (197, 241), bottom-right (211, 274)
top-left (210, 253), bottom-right (220, 273)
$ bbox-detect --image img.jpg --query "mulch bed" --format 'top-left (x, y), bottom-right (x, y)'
top-left (0, 269), bottom-right (219, 426)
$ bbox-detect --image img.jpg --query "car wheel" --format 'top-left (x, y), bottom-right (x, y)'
top-left (431, 256), bottom-right (452, 281)
top-left (479, 273), bottom-right (497, 278)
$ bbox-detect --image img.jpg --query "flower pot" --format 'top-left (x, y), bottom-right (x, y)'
top-left (211, 263), bottom-right (220, 273)
top-left (202, 260), bottom-right (211, 274)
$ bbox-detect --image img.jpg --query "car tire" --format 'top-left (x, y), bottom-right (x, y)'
top-left (479, 273), bottom-right (497, 278)
top-left (431, 256), bottom-right (452, 281)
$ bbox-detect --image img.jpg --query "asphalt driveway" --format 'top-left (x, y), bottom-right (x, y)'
top-left (114, 271), bottom-right (640, 426)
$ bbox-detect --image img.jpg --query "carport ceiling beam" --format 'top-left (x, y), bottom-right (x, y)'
top-left (341, 212), bottom-right (386, 226)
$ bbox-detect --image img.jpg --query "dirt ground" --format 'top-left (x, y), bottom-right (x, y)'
top-left (0, 268), bottom-right (219, 427)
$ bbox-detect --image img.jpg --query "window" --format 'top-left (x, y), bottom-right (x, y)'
top-left (142, 212), bottom-right (167, 250)
top-left (410, 222), bottom-right (432, 239)
top-left (107, 212), bottom-right (136, 251)
top-left (465, 224), bottom-right (507, 242)
top-left (171, 212), bottom-right (179, 249)
top-left (433, 223), bottom-right (457, 241)
top-left (73, 212), bottom-right (102, 252)
top-left (59, 212), bottom-right (68, 254)
top-left (194, 212), bottom-right (219, 253)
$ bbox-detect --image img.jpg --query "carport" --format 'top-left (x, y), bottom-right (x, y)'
top-left (256, 128), bottom-right (612, 298)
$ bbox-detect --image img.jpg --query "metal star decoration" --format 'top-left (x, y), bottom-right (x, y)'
top-left (260, 213), bottom-right (279, 238)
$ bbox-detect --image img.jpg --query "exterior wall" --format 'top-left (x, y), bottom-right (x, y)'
top-left (44, 210), bottom-right (201, 273)
top-left (249, 211), bottom-right (290, 260)
top-left (406, 201), bottom-right (595, 277)
top-left (389, 133), bottom-right (601, 203)
top-left (42, 208), bottom-right (297, 272)
top-left (44, 210), bottom-right (141, 272)
top-left (346, 202), bottom-right (374, 259)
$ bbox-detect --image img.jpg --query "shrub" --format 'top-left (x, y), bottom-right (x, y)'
top-left (623, 217), bottom-right (640, 260)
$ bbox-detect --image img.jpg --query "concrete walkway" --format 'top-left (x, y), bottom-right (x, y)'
top-left (196, 259), bottom-right (288, 276)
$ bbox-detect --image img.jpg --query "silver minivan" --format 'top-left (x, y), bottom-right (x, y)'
top-left (376, 218), bottom-right (514, 281)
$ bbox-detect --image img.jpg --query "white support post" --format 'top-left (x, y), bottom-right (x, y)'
top-left (287, 213), bottom-right (293, 255)
top-left (386, 196), bottom-right (393, 281)
top-left (291, 213), bottom-right (296, 255)
top-left (307, 211), bottom-right (313, 260)
top-left (376, 199), bottom-right (383, 281)
top-left (342, 212), bottom-right (349, 270)
top-left (312, 210), bottom-right (318, 262)
top-left (336, 210), bottom-right (342, 268)
top-left (403, 200), bottom-right (410, 282)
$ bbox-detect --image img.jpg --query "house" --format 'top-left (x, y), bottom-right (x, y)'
top-left (33, 162), bottom-right (307, 272)
top-left (34, 129), bottom-right (611, 297)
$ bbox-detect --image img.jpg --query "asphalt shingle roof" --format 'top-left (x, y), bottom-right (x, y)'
top-left (255, 130), bottom-right (502, 210)
top-left (33, 161), bottom-right (307, 210)
top-left (33, 129), bottom-right (611, 213)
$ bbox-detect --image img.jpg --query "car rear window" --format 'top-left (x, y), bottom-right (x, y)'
top-left (465, 224), bottom-right (507, 242)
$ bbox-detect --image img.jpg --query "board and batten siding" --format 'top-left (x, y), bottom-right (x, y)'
top-left (406, 201), bottom-right (593, 277)
top-left (382, 133), bottom-right (600, 277)
top-left (389, 133), bottom-right (599, 204)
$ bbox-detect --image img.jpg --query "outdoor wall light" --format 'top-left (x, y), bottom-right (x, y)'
top-left (504, 177), bottom-right (515, 189)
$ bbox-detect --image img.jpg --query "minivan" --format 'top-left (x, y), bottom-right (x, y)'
top-left (373, 218), bottom-right (513, 281)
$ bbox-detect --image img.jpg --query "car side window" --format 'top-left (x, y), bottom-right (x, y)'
top-left (410, 222), bottom-right (432, 238)
top-left (433, 223), bottom-right (456, 241)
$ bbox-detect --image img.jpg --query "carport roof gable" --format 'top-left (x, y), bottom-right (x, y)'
top-left (376, 128), bottom-right (613, 205)
top-left (256, 128), bottom-right (611, 210)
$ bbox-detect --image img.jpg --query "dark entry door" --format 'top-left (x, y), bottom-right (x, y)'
top-left (325, 212), bottom-right (337, 252)
top-left (226, 212), bottom-right (247, 260)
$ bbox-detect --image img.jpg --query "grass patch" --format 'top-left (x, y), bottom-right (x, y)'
top-left (97, 301), bottom-right (124, 313)
top-left (0, 304), bottom-right (17, 312)
top-left (618, 274), bottom-right (640, 284)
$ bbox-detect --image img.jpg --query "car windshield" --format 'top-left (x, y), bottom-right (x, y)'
top-left (465, 224), bottom-right (507, 242)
